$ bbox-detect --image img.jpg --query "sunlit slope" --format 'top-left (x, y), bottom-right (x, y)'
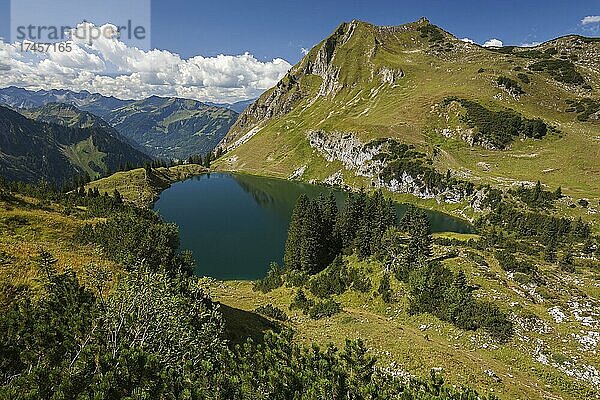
top-left (218, 18), bottom-right (599, 197)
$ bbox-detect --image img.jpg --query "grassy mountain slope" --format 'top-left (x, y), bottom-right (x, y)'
top-left (210, 242), bottom-right (600, 400)
top-left (84, 164), bottom-right (207, 206)
top-left (0, 105), bottom-right (150, 184)
top-left (217, 19), bottom-right (599, 203)
top-left (23, 102), bottom-right (122, 131)
top-left (0, 193), bottom-right (118, 289)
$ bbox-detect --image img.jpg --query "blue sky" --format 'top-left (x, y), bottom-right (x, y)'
top-left (149, 0), bottom-right (600, 62)
top-left (0, 0), bottom-right (598, 102)
top-left (0, 0), bottom-right (598, 62)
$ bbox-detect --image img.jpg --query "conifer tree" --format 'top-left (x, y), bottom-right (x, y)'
top-left (203, 151), bottom-right (213, 168)
top-left (335, 189), bottom-right (366, 249)
top-left (144, 162), bottom-right (153, 177)
top-left (378, 272), bottom-right (393, 303)
top-left (369, 190), bottom-right (396, 256)
top-left (113, 189), bottom-right (123, 204)
top-left (284, 194), bottom-right (310, 271)
top-left (319, 192), bottom-right (340, 263)
top-left (532, 180), bottom-right (542, 203)
top-left (301, 199), bottom-right (325, 273)
top-left (380, 227), bottom-right (405, 271)
top-left (400, 206), bottom-right (432, 269)
top-left (35, 249), bottom-right (58, 281)
top-left (554, 186), bottom-right (562, 199)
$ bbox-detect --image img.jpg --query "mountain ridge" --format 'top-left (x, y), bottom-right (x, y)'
top-left (0, 104), bottom-right (150, 184)
top-left (217, 18), bottom-right (599, 204)
top-left (0, 87), bottom-right (239, 159)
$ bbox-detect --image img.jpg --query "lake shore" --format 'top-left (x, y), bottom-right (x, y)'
top-left (86, 164), bottom-right (208, 207)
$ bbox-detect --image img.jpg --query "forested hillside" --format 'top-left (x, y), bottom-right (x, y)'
top-left (0, 178), bottom-right (501, 399)
top-left (0, 105), bottom-right (149, 185)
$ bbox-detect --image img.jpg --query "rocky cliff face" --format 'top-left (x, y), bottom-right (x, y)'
top-left (307, 131), bottom-right (384, 176)
top-left (307, 130), bottom-right (471, 203)
top-left (302, 22), bottom-right (356, 97)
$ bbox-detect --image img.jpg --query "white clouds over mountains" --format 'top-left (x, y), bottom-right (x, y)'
top-left (482, 38), bottom-right (503, 47)
top-left (581, 16), bottom-right (600, 25)
top-left (0, 23), bottom-right (291, 103)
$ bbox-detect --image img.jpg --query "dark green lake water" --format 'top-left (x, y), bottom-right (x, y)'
top-left (154, 173), bottom-right (472, 280)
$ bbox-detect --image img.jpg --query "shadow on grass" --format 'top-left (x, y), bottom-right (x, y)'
top-left (218, 303), bottom-right (281, 346)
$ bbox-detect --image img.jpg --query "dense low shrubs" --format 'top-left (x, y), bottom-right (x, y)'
top-left (495, 250), bottom-right (537, 274)
top-left (2, 251), bottom-right (505, 398)
top-left (408, 264), bottom-right (513, 342)
top-left (308, 255), bottom-right (371, 298)
top-left (255, 304), bottom-right (288, 321)
top-left (511, 181), bottom-right (561, 208)
top-left (289, 289), bottom-right (342, 320)
top-left (444, 98), bottom-right (548, 149)
top-left (565, 98), bottom-right (600, 121)
top-left (517, 73), bottom-right (530, 84)
top-left (487, 46), bottom-right (556, 60)
top-left (483, 201), bottom-right (591, 246)
top-left (417, 23), bottom-right (445, 43)
top-left (372, 139), bottom-right (475, 198)
top-left (0, 256), bottom-right (224, 398)
top-left (77, 212), bottom-right (191, 274)
top-left (308, 298), bottom-right (343, 319)
top-left (253, 262), bottom-right (284, 293)
top-left (289, 289), bottom-right (314, 313)
top-left (497, 76), bottom-right (524, 95)
top-left (528, 59), bottom-right (587, 86)
top-left (378, 272), bottom-right (393, 303)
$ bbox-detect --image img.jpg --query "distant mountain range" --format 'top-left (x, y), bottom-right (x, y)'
top-left (0, 87), bottom-right (239, 160)
top-left (0, 87), bottom-right (130, 119)
top-left (205, 99), bottom-right (256, 114)
top-left (0, 104), bottom-right (150, 185)
top-left (103, 96), bottom-right (238, 159)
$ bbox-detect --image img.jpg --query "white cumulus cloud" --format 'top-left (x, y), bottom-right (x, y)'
top-left (460, 38), bottom-right (475, 44)
top-left (483, 38), bottom-right (503, 47)
top-left (581, 16), bottom-right (600, 25)
top-left (520, 41), bottom-right (541, 47)
top-left (0, 22), bottom-right (292, 103)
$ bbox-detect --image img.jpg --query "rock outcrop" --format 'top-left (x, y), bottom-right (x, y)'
top-left (307, 130), bottom-right (471, 203)
top-left (378, 67), bottom-right (404, 85)
top-left (307, 130), bottom-right (384, 177)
